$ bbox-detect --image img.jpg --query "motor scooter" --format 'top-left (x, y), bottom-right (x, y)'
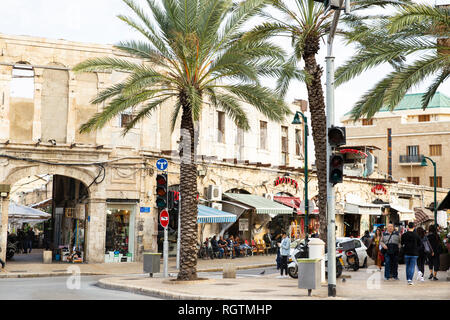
top-left (340, 240), bottom-right (359, 271)
top-left (287, 239), bottom-right (344, 279)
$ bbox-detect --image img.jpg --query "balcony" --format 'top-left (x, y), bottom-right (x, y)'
top-left (399, 154), bottom-right (424, 165)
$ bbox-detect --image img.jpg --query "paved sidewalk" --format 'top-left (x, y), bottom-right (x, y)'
top-left (0, 253), bottom-right (277, 278)
top-left (97, 266), bottom-right (450, 300)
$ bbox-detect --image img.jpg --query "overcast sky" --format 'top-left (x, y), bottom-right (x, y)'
top-left (1, 0), bottom-right (448, 127)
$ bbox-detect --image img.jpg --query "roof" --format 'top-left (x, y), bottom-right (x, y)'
top-left (224, 193), bottom-right (293, 215)
top-left (8, 202), bottom-right (51, 219)
top-left (197, 205), bottom-right (237, 224)
top-left (344, 92), bottom-right (450, 116)
top-left (437, 191), bottom-right (450, 211)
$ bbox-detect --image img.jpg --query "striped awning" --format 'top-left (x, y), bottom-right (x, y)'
top-left (224, 193), bottom-right (293, 215)
top-left (197, 205), bottom-right (237, 224)
top-left (274, 196), bottom-right (319, 214)
top-left (344, 202), bottom-right (383, 215)
top-left (414, 208), bottom-right (434, 225)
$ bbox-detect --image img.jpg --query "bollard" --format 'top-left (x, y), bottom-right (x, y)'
top-left (223, 263), bottom-right (236, 279)
top-left (43, 251), bottom-right (52, 264)
top-left (308, 238), bottom-right (326, 284)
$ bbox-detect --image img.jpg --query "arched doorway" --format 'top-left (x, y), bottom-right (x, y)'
top-left (1, 163), bottom-right (106, 264)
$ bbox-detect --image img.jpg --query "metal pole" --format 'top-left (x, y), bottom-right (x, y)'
top-left (176, 196), bottom-right (181, 270)
top-left (325, 4), bottom-right (342, 298)
top-left (163, 226), bottom-right (169, 277)
top-left (433, 161), bottom-right (437, 226)
top-left (304, 114), bottom-right (309, 257)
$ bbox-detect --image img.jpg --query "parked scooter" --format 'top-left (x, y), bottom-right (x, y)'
top-left (6, 237), bottom-right (17, 260)
top-left (340, 240), bottom-right (359, 271)
top-left (287, 239), bottom-right (343, 279)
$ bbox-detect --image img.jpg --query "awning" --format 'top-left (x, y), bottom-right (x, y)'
top-left (197, 205), bottom-right (237, 224)
top-left (274, 196), bottom-right (319, 214)
top-left (8, 202), bottom-right (51, 220)
top-left (224, 193), bottom-right (293, 216)
top-left (414, 207), bottom-right (434, 225)
top-left (344, 202), bottom-right (383, 215)
top-left (389, 204), bottom-right (414, 221)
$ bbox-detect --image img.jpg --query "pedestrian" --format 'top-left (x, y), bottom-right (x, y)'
top-left (370, 228), bottom-right (383, 271)
top-left (25, 227), bottom-right (34, 254)
top-left (380, 224), bottom-right (401, 281)
top-left (17, 228), bottom-right (25, 254)
top-left (426, 225), bottom-right (441, 281)
top-left (0, 257), bottom-right (5, 269)
top-left (416, 227), bottom-right (429, 282)
top-left (401, 222), bottom-right (422, 285)
top-left (277, 231), bottom-right (290, 278)
top-left (274, 232), bottom-right (282, 270)
top-left (361, 230), bottom-right (371, 249)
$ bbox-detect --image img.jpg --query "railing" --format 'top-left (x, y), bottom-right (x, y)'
top-left (399, 154), bottom-right (424, 164)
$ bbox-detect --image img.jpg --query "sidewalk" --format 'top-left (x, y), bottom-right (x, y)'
top-left (97, 266), bottom-right (450, 300)
top-left (0, 252), bottom-right (277, 278)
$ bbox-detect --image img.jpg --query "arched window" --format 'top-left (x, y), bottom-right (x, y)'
top-left (10, 63), bottom-right (34, 99)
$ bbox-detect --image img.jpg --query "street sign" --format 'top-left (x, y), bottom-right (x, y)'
top-left (299, 200), bottom-right (315, 215)
top-left (140, 207), bottom-right (151, 213)
top-left (160, 209), bottom-right (169, 229)
top-left (156, 158), bottom-right (169, 171)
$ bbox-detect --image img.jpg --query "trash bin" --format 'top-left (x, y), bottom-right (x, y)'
top-left (298, 258), bottom-right (321, 296)
top-left (143, 253), bottom-right (161, 277)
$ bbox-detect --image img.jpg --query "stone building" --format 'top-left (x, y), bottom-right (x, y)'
top-left (0, 34), bottom-right (447, 263)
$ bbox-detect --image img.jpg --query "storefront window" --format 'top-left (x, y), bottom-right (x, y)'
top-left (105, 206), bottom-right (135, 262)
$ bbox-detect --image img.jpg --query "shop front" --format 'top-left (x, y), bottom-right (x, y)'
top-left (344, 202), bottom-right (383, 237)
top-left (105, 202), bottom-right (137, 263)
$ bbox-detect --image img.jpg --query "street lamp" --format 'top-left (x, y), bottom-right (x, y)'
top-left (293, 111), bottom-right (309, 257)
top-left (421, 156), bottom-right (438, 226)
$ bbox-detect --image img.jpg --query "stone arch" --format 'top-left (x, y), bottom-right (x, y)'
top-left (225, 188), bottom-right (251, 194)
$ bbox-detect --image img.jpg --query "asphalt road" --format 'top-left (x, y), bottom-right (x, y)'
top-left (0, 275), bottom-right (160, 300)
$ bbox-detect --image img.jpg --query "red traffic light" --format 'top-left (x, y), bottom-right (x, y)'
top-left (328, 126), bottom-right (346, 147)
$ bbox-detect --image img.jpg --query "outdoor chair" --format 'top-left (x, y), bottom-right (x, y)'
top-left (256, 239), bottom-right (265, 255)
top-left (244, 240), bottom-right (253, 256)
top-left (251, 240), bottom-right (259, 255)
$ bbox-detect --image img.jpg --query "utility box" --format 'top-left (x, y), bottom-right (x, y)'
top-left (298, 258), bottom-right (321, 296)
top-left (43, 251), bottom-right (52, 264)
top-left (143, 253), bottom-right (161, 277)
top-left (308, 238), bottom-right (325, 283)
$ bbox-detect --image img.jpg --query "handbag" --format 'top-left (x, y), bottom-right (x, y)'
top-left (381, 233), bottom-right (394, 255)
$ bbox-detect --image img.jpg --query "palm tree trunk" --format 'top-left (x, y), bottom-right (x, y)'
top-left (177, 102), bottom-right (199, 281)
top-left (303, 39), bottom-right (328, 243)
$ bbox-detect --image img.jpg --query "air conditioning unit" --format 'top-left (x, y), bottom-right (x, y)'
top-left (264, 193), bottom-right (274, 201)
top-left (211, 202), bottom-right (223, 211)
top-left (207, 185), bottom-right (222, 201)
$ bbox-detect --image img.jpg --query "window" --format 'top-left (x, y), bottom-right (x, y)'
top-left (362, 119), bottom-right (373, 126)
top-left (295, 129), bottom-right (302, 156)
top-left (418, 114), bottom-right (430, 122)
top-left (217, 111), bottom-right (225, 143)
top-left (11, 64), bottom-right (35, 99)
top-left (429, 176), bottom-right (442, 188)
top-left (407, 177), bottom-right (420, 185)
top-left (406, 145), bottom-right (419, 156)
top-left (281, 126), bottom-right (288, 165)
top-left (429, 144), bottom-right (442, 156)
top-left (260, 121), bottom-right (268, 150)
top-left (120, 113), bottom-right (133, 128)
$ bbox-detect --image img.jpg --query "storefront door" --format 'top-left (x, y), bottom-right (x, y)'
top-left (106, 204), bottom-right (136, 262)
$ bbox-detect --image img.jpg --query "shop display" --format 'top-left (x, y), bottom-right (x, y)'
top-left (105, 208), bottom-right (134, 262)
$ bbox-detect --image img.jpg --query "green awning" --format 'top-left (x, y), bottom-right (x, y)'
top-left (223, 193), bottom-right (293, 215)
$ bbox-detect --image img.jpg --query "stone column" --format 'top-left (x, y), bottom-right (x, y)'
top-left (66, 71), bottom-right (77, 144)
top-left (85, 198), bottom-right (106, 264)
top-left (0, 197), bottom-right (9, 262)
top-left (32, 68), bottom-right (44, 142)
top-left (0, 65), bottom-right (12, 141)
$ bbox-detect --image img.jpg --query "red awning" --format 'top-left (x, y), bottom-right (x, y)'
top-left (273, 196), bottom-right (319, 214)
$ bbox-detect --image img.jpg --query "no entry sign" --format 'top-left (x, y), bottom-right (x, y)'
top-left (160, 209), bottom-right (169, 229)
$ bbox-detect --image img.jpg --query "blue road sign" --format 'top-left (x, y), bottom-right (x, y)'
top-left (140, 207), bottom-right (151, 213)
top-left (156, 158), bottom-right (168, 171)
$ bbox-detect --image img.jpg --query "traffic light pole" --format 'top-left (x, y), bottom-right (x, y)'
top-left (325, 3), bottom-right (343, 298)
top-left (176, 196), bottom-right (181, 270)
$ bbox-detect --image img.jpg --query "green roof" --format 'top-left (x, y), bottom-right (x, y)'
top-left (344, 92), bottom-right (450, 116)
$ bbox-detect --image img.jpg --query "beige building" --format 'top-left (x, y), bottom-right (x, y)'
top-left (0, 34), bottom-right (447, 263)
top-left (341, 93), bottom-right (450, 190)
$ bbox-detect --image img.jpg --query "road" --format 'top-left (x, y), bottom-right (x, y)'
top-left (0, 275), bottom-right (160, 300)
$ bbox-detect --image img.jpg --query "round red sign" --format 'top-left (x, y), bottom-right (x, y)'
top-left (160, 209), bottom-right (169, 229)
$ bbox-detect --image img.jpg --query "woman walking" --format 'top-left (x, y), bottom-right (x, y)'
top-left (278, 232), bottom-right (290, 278)
top-left (371, 228), bottom-right (383, 271)
top-left (401, 222), bottom-right (422, 285)
top-left (427, 225), bottom-right (441, 281)
top-left (415, 227), bottom-right (429, 282)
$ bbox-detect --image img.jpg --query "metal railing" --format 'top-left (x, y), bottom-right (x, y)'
top-left (399, 154), bottom-right (424, 164)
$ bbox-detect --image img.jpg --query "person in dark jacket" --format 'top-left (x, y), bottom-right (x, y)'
top-left (401, 222), bottom-right (422, 285)
top-left (415, 227), bottom-right (429, 282)
top-left (380, 224), bottom-right (401, 281)
top-left (427, 225), bottom-right (441, 281)
top-left (25, 228), bottom-right (34, 254)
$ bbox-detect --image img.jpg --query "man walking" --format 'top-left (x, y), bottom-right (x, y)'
top-left (401, 222), bottom-right (422, 285)
top-left (380, 224), bottom-right (401, 281)
top-left (277, 232), bottom-right (290, 278)
top-left (26, 227), bottom-right (34, 254)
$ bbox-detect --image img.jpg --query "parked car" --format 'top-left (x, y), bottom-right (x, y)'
top-left (336, 237), bottom-right (368, 268)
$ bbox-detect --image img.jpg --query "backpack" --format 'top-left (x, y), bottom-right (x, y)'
top-left (422, 237), bottom-right (432, 254)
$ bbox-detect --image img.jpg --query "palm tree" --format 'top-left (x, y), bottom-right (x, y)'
top-left (336, 2), bottom-right (449, 120)
top-left (245, 0), bottom-right (410, 242)
top-left (73, 0), bottom-right (291, 281)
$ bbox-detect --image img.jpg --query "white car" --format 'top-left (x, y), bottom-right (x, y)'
top-left (336, 237), bottom-right (368, 268)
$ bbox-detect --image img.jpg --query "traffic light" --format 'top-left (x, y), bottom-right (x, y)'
top-left (328, 126), bottom-right (346, 148)
top-left (156, 173), bottom-right (168, 209)
top-left (168, 191), bottom-right (180, 210)
top-left (329, 154), bottom-right (344, 185)
top-left (313, 0), bottom-right (343, 10)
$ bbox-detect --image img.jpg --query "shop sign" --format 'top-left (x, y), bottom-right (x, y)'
top-left (371, 184), bottom-right (387, 195)
top-left (239, 218), bottom-right (249, 231)
top-left (274, 177), bottom-right (299, 190)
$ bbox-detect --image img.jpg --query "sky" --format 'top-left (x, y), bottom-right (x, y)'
top-left (1, 0), bottom-right (448, 161)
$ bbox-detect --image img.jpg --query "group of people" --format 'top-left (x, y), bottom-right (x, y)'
top-left (363, 223), bottom-right (443, 285)
top-left (9, 227), bottom-right (35, 254)
top-left (202, 235), bottom-right (253, 259)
